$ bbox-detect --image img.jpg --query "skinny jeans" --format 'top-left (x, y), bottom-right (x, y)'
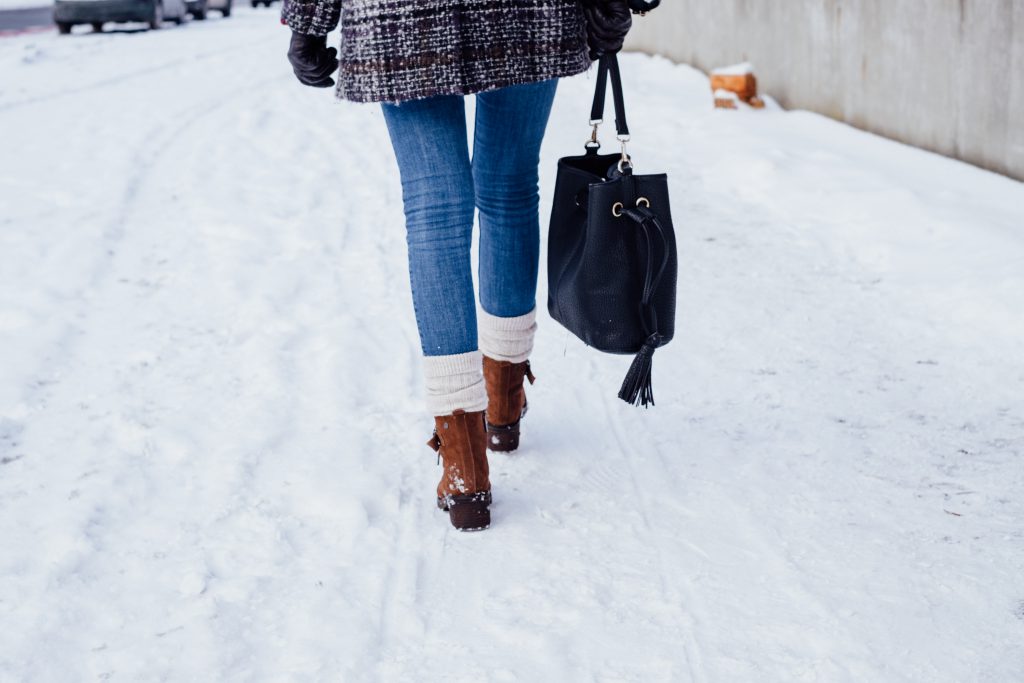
top-left (380, 78), bottom-right (558, 356)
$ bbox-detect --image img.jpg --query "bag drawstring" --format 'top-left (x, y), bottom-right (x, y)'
top-left (618, 205), bottom-right (670, 408)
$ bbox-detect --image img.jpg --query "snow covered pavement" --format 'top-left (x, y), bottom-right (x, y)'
top-left (2, 10), bottom-right (1023, 681)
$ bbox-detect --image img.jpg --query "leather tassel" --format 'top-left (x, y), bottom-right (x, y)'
top-left (618, 333), bottom-right (662, 407)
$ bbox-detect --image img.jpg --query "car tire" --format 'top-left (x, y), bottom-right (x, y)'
top-left (149, 1), bottom-right (163, 29)
top-left (91, 21), bottom-right (103, 32)
top-left (57, 22), bottom-right (73, 34)
top-left (193, 6), bottom-right (206, 19)
top-left (221, 3), bottom-right (230, 17)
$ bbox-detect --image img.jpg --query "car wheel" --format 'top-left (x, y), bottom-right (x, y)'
top-left (221, 3), bottom-right (230, 17)
top-left (91, 21), bottom-right (103, 32)
top-left (57, 22), bottom-right (73, 34)
top-left (193, 5), bottom-right (206, 19)
top-left (149, 0), bottom-right (163, 29)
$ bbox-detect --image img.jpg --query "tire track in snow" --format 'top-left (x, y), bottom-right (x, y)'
top-left (103, 73), bottom-right (287, 248)
top-left (0, 34), bottom-right (277, 112)
top-left (599, 391), bottom-right (707, 683)
top-left (1, 48), bottom-right (311, 671)
top-left (363, 461), bottom-right (416, 671)
top-left (7, 73), bottom-right (288, 444)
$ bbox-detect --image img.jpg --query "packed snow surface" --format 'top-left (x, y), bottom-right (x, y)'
top-left (0, 0), bottom-right (49, 10)
top-left (2, 10), bottom-right (1024, 682)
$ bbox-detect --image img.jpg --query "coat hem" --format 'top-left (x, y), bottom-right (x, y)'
top-left (334, 57), bottom-right (595, 105)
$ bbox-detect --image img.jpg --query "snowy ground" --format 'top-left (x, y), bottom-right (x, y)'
top-left (0, 0), bottom-right (49, 11)
top-left (2, 9), bottom-right (1024, 682)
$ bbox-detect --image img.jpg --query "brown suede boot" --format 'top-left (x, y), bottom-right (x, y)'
top-left (426, 409), bottom-right (491, 531)
top-left (482, 356), bottom-right (535, 453)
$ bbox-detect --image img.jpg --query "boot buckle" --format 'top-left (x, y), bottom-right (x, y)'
top-left (426, 429), bottom-right (442, 465)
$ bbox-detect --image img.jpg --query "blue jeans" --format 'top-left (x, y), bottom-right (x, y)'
top-left (381, 78), bottom-right (558, 356)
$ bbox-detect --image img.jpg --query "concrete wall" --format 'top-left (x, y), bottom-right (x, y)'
top-left (625, 0), bottom-right (1024, 181)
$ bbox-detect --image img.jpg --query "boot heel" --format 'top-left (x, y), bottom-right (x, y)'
top-left (446, 494), bottom-right (491, 531)
top-left (486, 420), bottom-right (520, 453)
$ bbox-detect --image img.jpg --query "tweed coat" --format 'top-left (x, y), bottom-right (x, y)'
top-left (283, 0), bottom-right (592, 103)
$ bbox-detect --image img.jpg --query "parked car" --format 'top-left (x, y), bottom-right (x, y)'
top-left (185, 0), bottom-right (231, 20)
top-left (54, 0), bottom-right (188, 33)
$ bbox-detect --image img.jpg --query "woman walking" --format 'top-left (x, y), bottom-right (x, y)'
top-left (283, 0), bottom-right (634, 531)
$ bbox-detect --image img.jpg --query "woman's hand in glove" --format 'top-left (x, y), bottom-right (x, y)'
top-left (581, 0), bottom-right (633, 61)
top-left (287, 32), bottom-right (339, 88)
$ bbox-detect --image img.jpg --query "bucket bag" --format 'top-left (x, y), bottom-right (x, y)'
top-left (547, 53), bottom-right (678, 407)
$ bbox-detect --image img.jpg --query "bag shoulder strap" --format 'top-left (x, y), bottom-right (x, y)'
top-left (589, 54), bottom-right (630, 138)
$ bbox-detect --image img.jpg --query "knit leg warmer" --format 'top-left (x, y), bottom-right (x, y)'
top-left (478, 307), bottom-right (537, 364)
top-left (422, 350), bottom-right (488, 417)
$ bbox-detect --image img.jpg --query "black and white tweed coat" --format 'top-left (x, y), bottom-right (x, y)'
top-left (283, 0), bottom-right (592, 103)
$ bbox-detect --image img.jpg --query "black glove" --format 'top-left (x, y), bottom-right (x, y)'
top-left (581, 0), bottom-right (633, 61)
top-left (287, 32), bottom-right (339, 88)
top-left (627, 0), bottom-right (660, 13)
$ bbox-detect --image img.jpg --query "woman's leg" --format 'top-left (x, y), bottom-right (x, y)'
top-left (382, 95), bottom-right (492, 531)
top-left (380, 95), bottom-right (485, 416)
top-left (472, 78), bottom-right (559, 324)
top-left (472, 78), bottom-right (558, 450)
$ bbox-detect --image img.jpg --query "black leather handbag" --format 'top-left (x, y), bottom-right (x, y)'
top-left (547, 53), bottom-right (677, 407)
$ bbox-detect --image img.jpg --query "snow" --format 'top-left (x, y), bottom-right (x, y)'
top-left (711, 61), bottom-right (754, 77)
top-left (2, 11), bottom-right (1024, 681)
top-left (0, 0), bottom-right (49, 10)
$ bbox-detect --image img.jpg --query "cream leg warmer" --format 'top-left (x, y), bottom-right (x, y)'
top-left (478, 307), bottom-right (537, 364)
top-left (422, 350), bottom-right (487, 417)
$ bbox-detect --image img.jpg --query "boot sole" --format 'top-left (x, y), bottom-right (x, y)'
top-left (437, 490), bottom-right (492, 510)
top-left (437, 492), bottom-right (492, 531)
top-left (486, 422), bottom-right (519, 452)
top-left (486, 400), bottom-right (527, 453)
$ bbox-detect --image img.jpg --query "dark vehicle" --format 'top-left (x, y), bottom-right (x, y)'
top-left (185, 0), bottom-right (231, 19)
top-left (54, 0), bottom-right (188, 33)
top-left (250, 0), bottom-right (274, 7)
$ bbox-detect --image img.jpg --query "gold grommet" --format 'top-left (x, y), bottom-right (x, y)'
top-left (636, 197), bottom-right (650, 208)
top-left (612, 202), bottom-right (623, 217)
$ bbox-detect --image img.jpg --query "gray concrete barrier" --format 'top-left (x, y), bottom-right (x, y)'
top-left (625, 0), bottom-right (1024, 181)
